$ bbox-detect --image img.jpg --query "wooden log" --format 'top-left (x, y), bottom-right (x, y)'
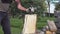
top-left (46, 31), bottom-right (56, 34)
top-left (46, 31), bottom-right (53, 34)
top-left (22, 14), bottom-right (37, 34)
top-left (47, 20), bottom-right (57, 32)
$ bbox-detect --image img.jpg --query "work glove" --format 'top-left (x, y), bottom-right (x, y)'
top-left (26, 7), bottom-right (37, 14)
top-left (26, 8), bottom-right (31, 12)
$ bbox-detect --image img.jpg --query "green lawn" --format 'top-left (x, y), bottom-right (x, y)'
top-left (0, 16), bottom-right (55, 34)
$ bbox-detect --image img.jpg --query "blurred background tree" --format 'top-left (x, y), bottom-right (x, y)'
top-left (55, 3), bottom-right (60, 11)
top-left (10, 0), bottom-right (47, 18)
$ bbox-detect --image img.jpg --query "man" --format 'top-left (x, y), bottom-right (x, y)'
top-left (0, 0), bottom-right (27, 34)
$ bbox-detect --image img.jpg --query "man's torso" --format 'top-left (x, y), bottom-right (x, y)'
top-left (0, 0), bottom-right (10, 12)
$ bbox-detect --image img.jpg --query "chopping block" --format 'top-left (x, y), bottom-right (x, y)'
top-left (22, 14), bottom-right (37, 34)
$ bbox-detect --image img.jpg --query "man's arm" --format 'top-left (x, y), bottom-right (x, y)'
top-left (15, 0), bottom-right (27, 11)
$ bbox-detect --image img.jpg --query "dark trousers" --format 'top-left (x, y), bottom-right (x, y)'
top-left (0, 11), bottom-right (11, 34)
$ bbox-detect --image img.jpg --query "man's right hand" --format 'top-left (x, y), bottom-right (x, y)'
top-left (26, 7), bottom-right (36, 13)
top-left (26, 8), bottom-right (31, 12)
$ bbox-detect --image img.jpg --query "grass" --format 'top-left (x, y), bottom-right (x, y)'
top-left (0, 16), bottom-right (55, 34)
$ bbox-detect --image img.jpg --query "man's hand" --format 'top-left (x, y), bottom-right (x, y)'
top-left (26, 8), bottom-right (31, 12)
top-left (26, 7), bottom-right (37, 13)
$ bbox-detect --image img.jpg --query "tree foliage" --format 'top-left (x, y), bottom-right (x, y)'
top-left (55, 3), bottom-right (60, 11)
top-left (10, 0), bottom-right (47, 17)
